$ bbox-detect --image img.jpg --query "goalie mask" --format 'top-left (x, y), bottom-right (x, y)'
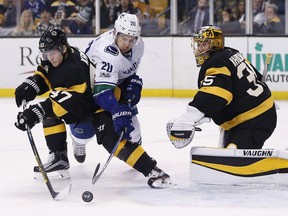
top-left (191, 25), bottom-right (224, 67)
top-left (114, 12), bottom-right (141, 45)
top-left (166, 117), bottom-right (195, 149)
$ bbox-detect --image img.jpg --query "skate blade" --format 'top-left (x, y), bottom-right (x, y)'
top-left (151, 178), bottom-right (177, 189)
top-left (33, 170), bottom-right (71, 181)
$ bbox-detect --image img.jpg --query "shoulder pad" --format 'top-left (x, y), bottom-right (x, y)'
top-left (104, 45), bottom-right (119, 56)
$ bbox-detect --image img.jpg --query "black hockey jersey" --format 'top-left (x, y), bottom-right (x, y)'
top-left (31, 47), bottom-right (95, 124)
top-left (190, 47), bottom-right (276, 130)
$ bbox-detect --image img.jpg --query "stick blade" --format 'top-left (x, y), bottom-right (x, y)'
top-left (53, 184), bottom-right (72, 201)
top-left (92, 163), bottom-right (100, 184)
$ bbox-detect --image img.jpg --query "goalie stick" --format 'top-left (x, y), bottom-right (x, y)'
top-left (92, 131), bottom-right (124, 184)
top-left (261, 53), bottom-right (280, 110)
top-left (261, 53), bottom-right (273, 82)
top-left (22, 101), bottom-right (71, 200)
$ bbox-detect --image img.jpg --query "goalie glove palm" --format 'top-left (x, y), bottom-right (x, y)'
top-left (167, 116), bottom-right (196, 149)
top-left (166, 106), bottom-right (210, 149)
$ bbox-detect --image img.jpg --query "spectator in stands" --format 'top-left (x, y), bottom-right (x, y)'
top-left (50, 0), bottom-right (76, 19)
top-left (256, 3), bottom-right (284, 34)
top-left (112, 0), bottom-right (137, 23)
top-left (233, 0), bottom-right (245, 32)
top-left (22, 0), bottom-right (46, 22)
top-left (35, 8), bottom-right (61, 35)
top-left (0, 1), bottom-right (7, 14)
top-left (74, 0), bottom-right (95, 22)
top-left (100, 0), bottom-right (111, 29)
top-left (12, 9), bottom-right (35, 36)
top-left (62, 7), bottom-right (93, 34)
top-left (253, 0), bottom-right (266, 33)
top-left (135, 0), bottom-right (160, 35)
top-left (0, 12), bottom-right (13, 35)
top-left (219, 7), bottom-right (242, 35)
top-left (183, 0), bottom-right (209, 35)
top-left (106, 0), bottom-right (118, 24)
top-left (3, 0), bottom-right (16, 28)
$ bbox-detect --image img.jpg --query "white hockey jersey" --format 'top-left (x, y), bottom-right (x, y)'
top-left (84, 30), bottom-right (144, 87)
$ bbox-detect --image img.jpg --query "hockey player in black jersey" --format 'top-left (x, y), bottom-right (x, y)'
top-left (167, 25), bottom-right (277, 149)
top-left (14, 29), bottom-right (96, 179)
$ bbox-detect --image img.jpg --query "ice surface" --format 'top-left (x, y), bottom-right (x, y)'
top-left (1, 98), bottom-right (287, 216)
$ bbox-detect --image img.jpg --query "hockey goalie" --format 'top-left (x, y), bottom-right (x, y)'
top-left (166, 25), bottom-right (288, 186)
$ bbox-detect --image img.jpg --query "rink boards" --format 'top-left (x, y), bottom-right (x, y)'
top-left (190, 147), bottom-right (288, 186)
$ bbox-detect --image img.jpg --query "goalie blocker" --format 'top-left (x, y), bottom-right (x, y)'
top-left (190, 146), bottom-right (288, 186)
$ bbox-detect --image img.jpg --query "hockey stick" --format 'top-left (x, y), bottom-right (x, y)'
top-left (92, 130), bottom-right (124, 184)
top-left (261, 53), bottom-right (273, 82)
top-left (92, 100), bottom-right (131, 184)
top-left (22, 101), bottom-right (71, 200)
top-left (261, 53), bottom-right (280, 110)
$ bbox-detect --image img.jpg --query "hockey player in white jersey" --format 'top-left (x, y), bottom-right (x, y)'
top-left (69, 12), bottom-right (174, 188)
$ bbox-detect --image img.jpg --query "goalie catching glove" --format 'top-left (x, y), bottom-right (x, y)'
top-left (166, 106), bottom-right (211, 149)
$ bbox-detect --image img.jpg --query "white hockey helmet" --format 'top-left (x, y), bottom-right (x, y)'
top-left (114, 12), bottom-right (141, 43)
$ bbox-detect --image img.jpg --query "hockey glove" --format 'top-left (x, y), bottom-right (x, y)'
top-left (167, 106), bottom-right (210, 149)
top-left (126, 74), bottom-right (143, 107)
top-left (111, 104), bottom-right (135, 140)
top-left (15, 77), bottom-right (40, 107)
top-left (15, 104), bottom-right (45, 131)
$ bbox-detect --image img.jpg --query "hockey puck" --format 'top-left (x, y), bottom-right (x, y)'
top-left (82, 191), bottom-right (93, 202)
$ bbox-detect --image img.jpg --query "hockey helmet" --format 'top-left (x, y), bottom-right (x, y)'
top-left (114, 12), bottom-right (141, 43)
top-left (39, 29), bottom-right (68, 53)
top-left (191, 25), bottom-right (224, 67)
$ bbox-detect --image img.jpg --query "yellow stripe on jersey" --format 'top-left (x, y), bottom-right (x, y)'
top-left (220, 95), bottom-right (274, 130)
top-left (50, 98), bottom-right (68, 117)
top-left (192, 157), bottom-right (288, 176)
top-left (43, 122), bottom-right (66, 136)
top-left (34, 71), bottom-right (52, 89)
top-left (205, 67), bottom-right (231, 76)
top-left (199, 86), bottom-right (233, 104)
top-left (54, 82), bottom-right (87, 93)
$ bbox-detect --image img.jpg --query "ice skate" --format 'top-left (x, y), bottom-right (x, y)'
top-left (72, 141), bottom-right (86, 163)
top-left (33, 151), bottom-right (70, 181)
top-left (147, 166), bottom-right (176, 188)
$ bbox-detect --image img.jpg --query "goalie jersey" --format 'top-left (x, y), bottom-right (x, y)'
top-left (190, 47), bottom-right (277, 131)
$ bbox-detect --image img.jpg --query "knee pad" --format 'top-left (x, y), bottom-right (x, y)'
top-left (69, 121), bottom-right (95, 140)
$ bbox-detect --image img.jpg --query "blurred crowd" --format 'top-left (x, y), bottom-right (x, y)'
top-left (0, 0), bottom-right (286, 37)
top-left (179, 0), bottom-right (285, 35)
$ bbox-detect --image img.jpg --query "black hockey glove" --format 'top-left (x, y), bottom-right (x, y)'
top-left (15, 104), bottom-right (45, 131)
top-left (15, 77), bottom-right (40, 107)
top-left (126, 74), bottom-right (143, 107)
top-left (111, 104), bottom-right (135, 140)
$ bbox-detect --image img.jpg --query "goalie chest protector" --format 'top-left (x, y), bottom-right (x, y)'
top-left (190, 146), bottom-right (288, 186)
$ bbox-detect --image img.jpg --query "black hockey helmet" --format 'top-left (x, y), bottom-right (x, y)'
top-left (39, 29), bottom-right (68, 53)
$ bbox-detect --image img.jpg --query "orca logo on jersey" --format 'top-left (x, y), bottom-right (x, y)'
top-left (105, 45), bottom-right (119, 56)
